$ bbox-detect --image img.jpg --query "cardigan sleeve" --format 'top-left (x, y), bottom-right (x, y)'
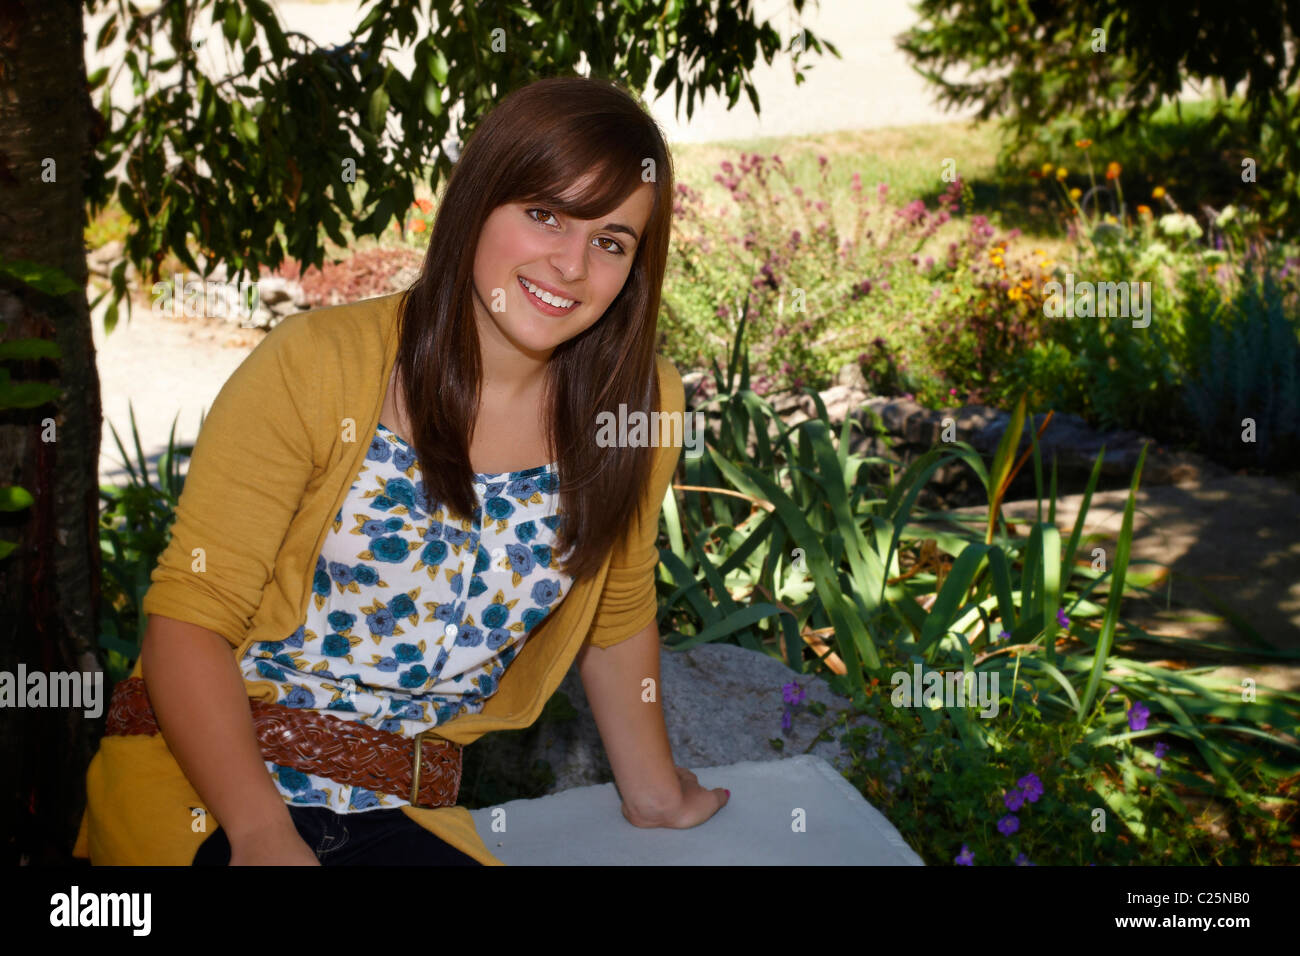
top-left (583, 356), bottom-right (685, 649)
top-left (140, 311), bottom-right (322, 649)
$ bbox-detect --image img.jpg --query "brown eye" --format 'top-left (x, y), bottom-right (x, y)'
top-left (527, 208), bottom-right (625, 256)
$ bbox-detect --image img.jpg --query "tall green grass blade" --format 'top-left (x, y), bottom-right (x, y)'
top-left (1079, 443), bottom-right (1149, 716)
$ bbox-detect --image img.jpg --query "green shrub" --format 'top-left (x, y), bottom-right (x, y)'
top-left (663, 156), bottom-right (1044, 403)
top-left (1178, 264), bottom-right (1300, 470)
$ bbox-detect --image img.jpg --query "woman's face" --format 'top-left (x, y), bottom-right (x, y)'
top-left (470, 174), bottom-right (655, 364)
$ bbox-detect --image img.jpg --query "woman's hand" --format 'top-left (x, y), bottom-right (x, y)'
top-left (228, 821), bottom-right (321, 866)
top-left (621, 765), bottom-right (729, 829)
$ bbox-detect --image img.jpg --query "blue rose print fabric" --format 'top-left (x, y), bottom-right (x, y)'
top-left (237, 421), bottom-right (571, 812)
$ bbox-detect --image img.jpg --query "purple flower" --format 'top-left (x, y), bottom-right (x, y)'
top-left (1004, 789), bottom-right (1025, 811)
top-left (781, 708), bottom-right (793, 732)
top-left (998, 629), bottom-right (1011, 641)
top-left (1056, 607), bottom-right (1070, 628)
top-left (1015, 853), bottom-right (1035, 866)
top-left (955, 844), bottom-right (974, 865)
top-left (1017, 773), bottom-right (1044, 802)
top-left (782, 681), bottom-right (806, 706)
top-left (1128, 700), bottom-right (1150, 732)
top-left (997, 814), bottom-right (1019, 836)
top-left (1154, 739), bottom-right (1169, 777)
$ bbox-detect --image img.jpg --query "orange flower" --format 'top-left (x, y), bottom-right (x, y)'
top-left (1137, 204), bottom-right (1152, 216)
top-left (410, 219), bottom-right (427, 233)
top-left (1075, 138), bottom-right (1093, 149)
top-left (1105, 161), bottom-right (1121, 180)
top-left (416, 198), bottom-right (433, 214)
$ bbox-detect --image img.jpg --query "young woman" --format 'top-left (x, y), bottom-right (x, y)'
top-left (76, 75), bottom-right (729, 866)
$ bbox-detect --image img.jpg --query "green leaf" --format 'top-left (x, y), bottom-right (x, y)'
top-left (424, 80), bottom-right (443, 118)
top-left (223, 5), bottom-right (240, 43)
top-left (0, 338), bottom-right (62, 361)
top-left (670, 603), bottom-right (785, 650)
top-left (430, 49), bottom-right (449, 84)
top-left (96, 16), bottom-right (118, 52)
top-left (1079, 442), bottom-right (1149, 716)
top-left (0, 258), bottom-right (79, 296)
top-left (0, 485), bottom-right (35, 512)
top-left (0, 380), bottom-right (63, 408)
top-left (368, 85), bottom-right (390, 132)
top-left (917, 543), bottom-right (992, 654)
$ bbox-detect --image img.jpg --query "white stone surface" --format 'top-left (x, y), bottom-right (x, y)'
top-left (468, 754), bottom-right (925, 865)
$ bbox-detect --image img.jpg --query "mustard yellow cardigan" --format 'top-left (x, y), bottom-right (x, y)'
top-left (74, 292), bottom-right (685, 865)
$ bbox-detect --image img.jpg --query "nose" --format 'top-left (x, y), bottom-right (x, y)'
top-left (548, 229), bottom-right (589, 284)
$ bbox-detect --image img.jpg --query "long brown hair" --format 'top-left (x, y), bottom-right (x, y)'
top-left (394, 75), bottom-right (675, 581)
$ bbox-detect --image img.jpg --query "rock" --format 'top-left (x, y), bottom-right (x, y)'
top-left (256, 276), bottom-right (293, 306)
top-left (86, 240), bottom-right (123, 278)
top-left (666, 370), bottom-right (1225, 505)
top-left (389, 265), bottom-right (421, 292)
top-left (834, 361), bottom-right (869, 391)
top-left (472, 642), bottom-right (902, 799)
top-left (242, 304), bottom-right (279, 332)
top-left (818, 383), bottom-right (871, 426)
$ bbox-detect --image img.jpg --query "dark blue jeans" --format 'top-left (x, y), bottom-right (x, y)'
top-left (192, 804), bottom-right (484, 866)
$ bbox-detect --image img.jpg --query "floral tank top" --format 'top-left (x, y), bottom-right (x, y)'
top-left (237, 421), bottom-right (571, 812)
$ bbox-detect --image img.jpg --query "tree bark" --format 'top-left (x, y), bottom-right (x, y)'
top-left (0, 0), bottom-right (102, 864)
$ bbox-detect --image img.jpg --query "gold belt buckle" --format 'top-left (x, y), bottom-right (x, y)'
top-left (410, 727), bottom-right (441, 806)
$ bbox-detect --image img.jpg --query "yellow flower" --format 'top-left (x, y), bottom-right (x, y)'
top-left (1041, 163), bottom-right (1054, 176)
top-left (1020, 277), bottom-right (1033, 289)
top-left (1033, 248), bottom-right (1045, 256)
top-left (992, 255), bottom-right (1005, 267)
top-left (1069, 188), bottom-right (1082, 201)
top-left (1008, 286), bottom-right (1024, 301)
top-left (1056, 167), bottom-right (1068, 180)
top-left (1075, 138), bottom-right (1093, 149)
top-left (1152, 186), bottom-right (1166, 200)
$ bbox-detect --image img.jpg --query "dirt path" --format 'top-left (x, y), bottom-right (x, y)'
top-left (92, 292), bottom-right (262, 488)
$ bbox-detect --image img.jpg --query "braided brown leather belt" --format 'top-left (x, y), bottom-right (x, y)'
top-left (104, 676), bottom-right (462, 809)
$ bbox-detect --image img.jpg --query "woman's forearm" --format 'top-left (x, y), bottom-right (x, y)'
top-left (139, 615), bottom-right (296, 845)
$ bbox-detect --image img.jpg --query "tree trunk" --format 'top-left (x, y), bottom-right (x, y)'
top-left (0, 0), bottom-right (102, 864)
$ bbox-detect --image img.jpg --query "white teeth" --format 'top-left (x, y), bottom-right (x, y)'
top-left (520, 278), bottom-right (574, 309)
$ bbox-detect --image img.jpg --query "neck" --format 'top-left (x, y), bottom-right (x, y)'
top-left (473, 313), bottom-right (550, 400)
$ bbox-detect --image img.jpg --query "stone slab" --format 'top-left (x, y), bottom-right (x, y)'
top-left (468, 754), bottom-right (925, 866)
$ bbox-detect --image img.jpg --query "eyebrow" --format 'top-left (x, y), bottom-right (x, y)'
top-left (600, 222), bottom-right (639, 244)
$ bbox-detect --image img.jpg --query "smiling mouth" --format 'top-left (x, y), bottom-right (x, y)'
top-left (518, 276), bottom-right (580, 311)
